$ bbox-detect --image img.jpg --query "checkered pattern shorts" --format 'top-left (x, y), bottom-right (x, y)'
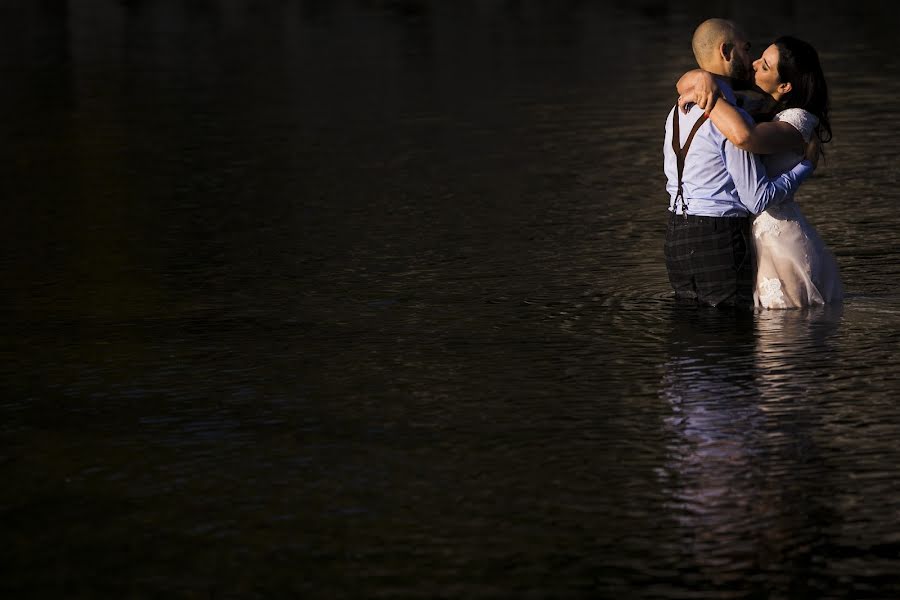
top-left (664, 213), bottom-right (754, 308)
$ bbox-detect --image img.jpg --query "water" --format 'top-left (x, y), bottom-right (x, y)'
top-left (4, 1), bottom-right (900, 597)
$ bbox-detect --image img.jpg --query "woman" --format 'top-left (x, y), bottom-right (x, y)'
top-left (677, 36), bottom-right (843, 309)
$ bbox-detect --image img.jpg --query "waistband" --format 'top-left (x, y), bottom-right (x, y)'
top-left (670, 212), bottom-right (750, 224)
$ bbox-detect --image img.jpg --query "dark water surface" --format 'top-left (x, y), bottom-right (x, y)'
top-left (5, 1), bottom-right (900, 597)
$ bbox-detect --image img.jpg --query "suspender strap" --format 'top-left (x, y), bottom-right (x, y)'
top-left (671, 108), bottom-right (708, 218)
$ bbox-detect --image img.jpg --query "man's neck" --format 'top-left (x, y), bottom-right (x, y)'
top-left (713, 75), bottom-right (752, 91)
top-left (734, 89), bottom-right (779, 121)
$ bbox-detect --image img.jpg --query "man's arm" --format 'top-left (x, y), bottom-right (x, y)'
top-left (724, 140), bottom-right (814, 215)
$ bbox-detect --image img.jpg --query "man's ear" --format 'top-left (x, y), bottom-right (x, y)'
top-left (720, 41), bottom-right (734, 62)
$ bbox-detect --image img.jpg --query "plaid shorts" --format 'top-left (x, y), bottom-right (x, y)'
top-left (664, 213), bottom-right (754, 308)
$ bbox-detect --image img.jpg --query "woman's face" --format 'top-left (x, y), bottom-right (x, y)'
top-left (753, 44), bottom-right (782, 96)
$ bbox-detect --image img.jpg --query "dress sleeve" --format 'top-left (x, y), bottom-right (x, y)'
top-left (775, 108), bottom-right (819, 143)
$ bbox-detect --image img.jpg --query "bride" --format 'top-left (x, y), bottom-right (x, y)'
top-left (677, 36), bottom-right (843, 309)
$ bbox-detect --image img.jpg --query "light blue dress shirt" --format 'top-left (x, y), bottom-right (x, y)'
top-left (663, 79), bottom-right (814, 217)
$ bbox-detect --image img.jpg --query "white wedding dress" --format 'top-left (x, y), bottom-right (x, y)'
top-left (752, 108), bottom-right (843, 309)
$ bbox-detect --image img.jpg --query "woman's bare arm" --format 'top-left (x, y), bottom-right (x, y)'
top-left (706, 101), bottom-right (804, 154)
top-left (677, 70), bottom-right (805, 154)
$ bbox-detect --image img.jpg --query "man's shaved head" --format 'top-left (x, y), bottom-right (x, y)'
top-left (692, 18), bottom-right (740, 69)
top-left (691, 18), bottom-right (752, 80)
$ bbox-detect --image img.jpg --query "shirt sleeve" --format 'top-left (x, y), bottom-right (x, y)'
top-left (723, 135), bottom-right (814, 215)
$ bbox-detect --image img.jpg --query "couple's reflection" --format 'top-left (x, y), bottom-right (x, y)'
top-left (658, 303), bottom-right (841, 588)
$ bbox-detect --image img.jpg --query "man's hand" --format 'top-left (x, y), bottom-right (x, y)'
top-left (805, 137), bottom-right (822, 169)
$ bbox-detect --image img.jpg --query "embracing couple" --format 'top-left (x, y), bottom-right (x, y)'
top-left (664, 18), bottom-right (843, 309)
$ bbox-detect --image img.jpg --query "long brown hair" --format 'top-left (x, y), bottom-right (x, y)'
top-left (773, 35), bottom-right (833, 144)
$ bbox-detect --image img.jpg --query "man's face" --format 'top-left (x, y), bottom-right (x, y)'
top-left (728, 35), bottom-right (753, 81)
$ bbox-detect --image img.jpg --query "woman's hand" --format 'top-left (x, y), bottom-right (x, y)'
top-left (677, 89), bottom-right (697, 114)
top-left (676, 69), bottom-right (720, 114)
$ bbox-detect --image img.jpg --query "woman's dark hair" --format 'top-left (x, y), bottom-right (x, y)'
top-left (773, 35), bottom-right (832, 144)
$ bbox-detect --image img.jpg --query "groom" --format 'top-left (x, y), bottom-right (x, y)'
top-left (663, 18), bottom-right (814, 308)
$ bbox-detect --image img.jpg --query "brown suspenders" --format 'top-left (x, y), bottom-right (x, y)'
top-left (671, 108), bottom-right (709, 219)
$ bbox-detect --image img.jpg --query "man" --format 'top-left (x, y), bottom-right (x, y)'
top-left (663, 18), bottom-right (815, 308)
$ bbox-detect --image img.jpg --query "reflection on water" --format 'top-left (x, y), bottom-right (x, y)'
top-left (658, 306), bottom-right (845, 596)
top-left (4, 0), bottom-right (900, 597)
